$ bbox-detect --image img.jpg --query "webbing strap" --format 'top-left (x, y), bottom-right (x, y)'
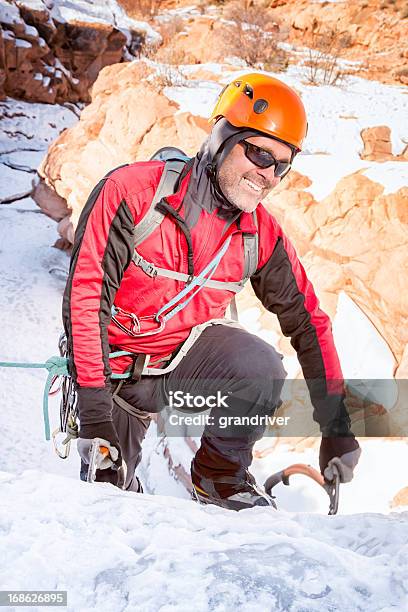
top-left (132, 249), bottom-right (244, 293)
top-left (134, 160), bottom-right (186, 247)
top-left (229, 297), bottom-right (239, 321)
top-left (129, 353), bottom-right (149, 383)
top-left (155, 235), bottom-right (232, 323)
top-left (112, 393), bottom-right (152, 420)
top-left (140, 318), bottom-right (245, 376)
top-left (242, 211), bottom-right (259, 283)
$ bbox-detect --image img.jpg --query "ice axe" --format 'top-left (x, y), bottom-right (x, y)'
top-left (86, 437), bottom-right (127, 489)
top-left (264, 463), bottom-right (340, 515)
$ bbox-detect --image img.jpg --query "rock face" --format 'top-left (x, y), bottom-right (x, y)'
top-left (263, 0), bottom-right (408, 86)
top-left (0, 0), bottom-right (159, 103)
top-left (35, 60), bottom-right (210, 240)
top-left (360, 126), bottom-right (408, 161)
top-left (261, 171), bottom-right (408, 365)
top-left (137, 0), bottom-right (408, 87)
top-left (390, 486), bottom-right (408, 509)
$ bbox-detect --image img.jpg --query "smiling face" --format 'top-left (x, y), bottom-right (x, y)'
top-left (217, 135), bottom-right (293, 213)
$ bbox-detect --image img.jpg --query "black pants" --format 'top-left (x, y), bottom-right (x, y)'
top-left (104, 323), bottom-right (286, 490)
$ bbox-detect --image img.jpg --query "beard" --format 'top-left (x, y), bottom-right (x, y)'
top-left (217, 159), bottom-right (273, 213)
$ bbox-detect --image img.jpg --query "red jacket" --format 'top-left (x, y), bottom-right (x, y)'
top-left (63, 161), bottom-right (347, 432)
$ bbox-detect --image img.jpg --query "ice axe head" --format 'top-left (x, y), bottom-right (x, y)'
top-left (264, 463), bottom-right (340, 515)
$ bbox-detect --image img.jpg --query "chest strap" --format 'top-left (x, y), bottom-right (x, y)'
top-left (132, 250), bottom-right (245, 293)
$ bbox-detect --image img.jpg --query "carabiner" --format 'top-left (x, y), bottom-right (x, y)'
top-left (52, 427), bottom-right (71, 459)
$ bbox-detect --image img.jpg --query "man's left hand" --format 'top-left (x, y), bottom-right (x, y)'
top-left (319, 436), bottom-right (361, 483)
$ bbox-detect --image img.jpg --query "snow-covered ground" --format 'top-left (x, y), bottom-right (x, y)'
top-left (0, 51), bottom-right (407, 610)
top-left (2, 469), bottom-right (408, 612)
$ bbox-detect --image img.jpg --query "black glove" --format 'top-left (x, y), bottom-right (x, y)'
top-left (319, 436), bottom-right (361, 483)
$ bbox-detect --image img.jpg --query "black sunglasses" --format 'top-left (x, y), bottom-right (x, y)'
top-left (239, 141), bottom-right (292, 178)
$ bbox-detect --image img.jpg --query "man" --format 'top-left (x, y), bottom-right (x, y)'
top-left (63, 73), bottom-right (361, 511)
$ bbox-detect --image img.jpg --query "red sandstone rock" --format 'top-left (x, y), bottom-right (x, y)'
top-left (0, 0), bottom-right (159, 103)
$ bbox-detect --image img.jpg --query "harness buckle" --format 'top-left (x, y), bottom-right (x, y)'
top-left (143, 263), bottom-right (158, 278)
top-left (133, 253), bottom-right (158, 278)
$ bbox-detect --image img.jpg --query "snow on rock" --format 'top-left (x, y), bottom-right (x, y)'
top-left (0, 469), bottom-right (408, 611)
top-left (4, 195), bottom-right (40, 211)
top-left (0, 98), bottom-right (77, 207)
top-left (0, 0), bottom-right (21, 26)
top-left (0, 162), bottom-right (36, 203)
top-left (0, 97), bottom-right (78, 155)
top-left (1, 149), bottom-right (45, 172)
top-left (362, 162), bottom-right (408, 196)
top-left (49, 0), bottom-right (159, 45)
top-left (0, 0), bottom-right (159, 104)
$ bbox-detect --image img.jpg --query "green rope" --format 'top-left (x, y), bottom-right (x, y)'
top-left (0, 351), bottom-right (135, 441)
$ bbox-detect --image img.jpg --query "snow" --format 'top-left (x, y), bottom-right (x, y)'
top-left (2, 149), bottom-right (45, 172)
top-left (363, 162), bottom-right (408, 195)
top-left (0, 0), bottom-right (21, 26)
top-left (333, 292), bottom-right (398, 410)
top-left (15, 0), bottom-right (46, 10)
top-left (0, 163), bottom-right (37, 203)
top-left (0, 97), bottom-right (78, 155)
top-left (23, 23), bottom-right (39, 37)
top-left (1, 469), bottom-right (408, 611)
top-left (15, 37), bottom-right (32, 48)
top-left (292, 154), bottom-right (408, 201)
top-left (2, 29), bottom-right (15, 40)
top-left (333, 291), bottom-right (397, 382)
top-left (154, 4), bottom-right (202, 21)
top-left (48, 0), bottom-right (160, 44)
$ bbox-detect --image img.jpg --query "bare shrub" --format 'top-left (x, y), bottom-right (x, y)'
top-left (221, 0), bottom-right (288, 70)
top-left (153, 64), bottom-right (185, 90)
top-left (303, 25), bottom-right (353, 86)
top-left (142, 17), bottom-right (194, 92)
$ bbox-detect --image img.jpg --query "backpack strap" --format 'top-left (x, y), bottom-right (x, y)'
top-left (134, 159), bottom-right (187, 247)
top-left (241, 210), bottom-right (259, 283)
top-left (229, 211), bottom-right (259, 321)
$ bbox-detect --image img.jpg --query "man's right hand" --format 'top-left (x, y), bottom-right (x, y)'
top-left (78, 421), bottom-right (122, 469)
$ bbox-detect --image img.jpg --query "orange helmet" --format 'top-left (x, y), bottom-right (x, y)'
top-left (209, 73), bottom-right (307, 151)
